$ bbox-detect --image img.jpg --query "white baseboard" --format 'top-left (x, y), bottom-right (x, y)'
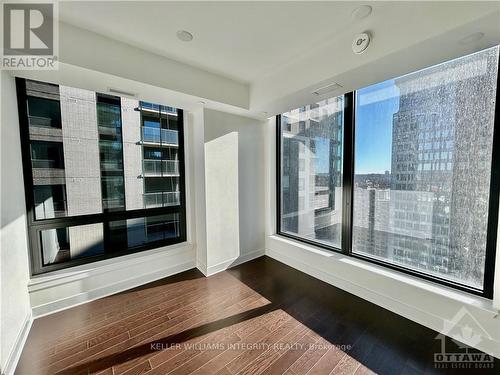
top-left (230, 248), bottom-right (265, 268)
top-left (202, 248), bottom-right (265, 276)
top-left (29, 243), bottom-right (196, 318)
top-left (197, 259), bottom-right (208, 276)
top-left (266, 238), bottom-right (500, 359)
top-left (2, 312), bottom-right (32, 375)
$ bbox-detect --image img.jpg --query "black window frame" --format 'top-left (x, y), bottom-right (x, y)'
top-left (16, 78), bottom-right (187, 275)
top-left (276, 51), bottom-right (500, 298)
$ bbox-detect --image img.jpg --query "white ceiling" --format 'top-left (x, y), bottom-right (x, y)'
top-left (52, 1), bottom-right (500, 117)
top-left (59, 1), bottom-right (387, 83)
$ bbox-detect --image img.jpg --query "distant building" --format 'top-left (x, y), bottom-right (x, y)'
top-left (281, 98), bottom-right (343, 245)
top-left (354, 47), bottom-right (498, 287)
top-left (27, 80), bottom-right (181, 264)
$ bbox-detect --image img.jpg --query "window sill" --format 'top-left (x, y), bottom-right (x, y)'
top-left (267, 234), bottom-right (498, 317)
top-left (28, 241), bottom-right (193, 291)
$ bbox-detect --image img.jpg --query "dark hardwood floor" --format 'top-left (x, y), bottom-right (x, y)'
top-left (15, 256), bottom-right (498, 375)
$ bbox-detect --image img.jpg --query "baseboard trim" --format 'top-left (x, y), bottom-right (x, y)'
top-left (230, 248), bottom-right (265, 268)
top-left (202, 248), bottom-right (265, 276)
top-left (196, 260), bottom-right (208, 276)
top-left (2, 312), bottom-right (32, 375)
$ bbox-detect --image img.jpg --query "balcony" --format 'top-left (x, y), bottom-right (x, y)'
top-left (98, 124), bottom-right (120, 137)
top-left (29, 125), bottom-right (63, 142)
top-left (143, 191), bottom-right (180, 208)
top-left (31, 159), bottom-right (64, 169)
top-left (102, 197), bottom-right (125, 210)
top-left (143, 160), bottom-right (179, 177)
top-left (140, 102), bottom-right (177, 115)
top-left (31, 167), bottom-right (65, 185)
top-left (141, 127), bottom-right (178, 146)
top-left (100, 160), bottom-right (124, 172)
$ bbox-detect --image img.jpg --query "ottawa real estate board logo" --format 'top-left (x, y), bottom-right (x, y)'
top-left (2, 1), bottom-right (58, 69)
top-left (434, 307), bottom-right (494, 370)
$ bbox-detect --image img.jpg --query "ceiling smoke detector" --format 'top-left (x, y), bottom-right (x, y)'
top-left (352, 32), bottom-right (371, 54)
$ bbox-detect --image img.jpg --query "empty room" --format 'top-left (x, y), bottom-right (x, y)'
top-left (1, 1), bottom-right (500, 374)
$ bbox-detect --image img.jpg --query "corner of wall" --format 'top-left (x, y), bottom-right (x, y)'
top-left (1, 312), bottom-right (32, 375)
top-left (1, 71), bottom-right (33, 375)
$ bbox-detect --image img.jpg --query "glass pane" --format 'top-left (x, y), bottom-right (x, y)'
top-left (40, 213), bottom-right (181, 266)
top-left (97, 94), bottom-right (126, 212)
top-left (280, 97), bottom-right (344, 248)
top-left (24, 80), bottom-right (182, 219)
top-left (31, 141), bottom-right (64, 168)
top-left (34, 185), bottom-right (66, 219)
top-left (353, 46), bottom-right (499, 289)
top-left (126, 214), bottom-right (181, 247)
top-left (41, 223), bottom-right (103, 265)
top-left (27, 96), bottom-right (61, 128)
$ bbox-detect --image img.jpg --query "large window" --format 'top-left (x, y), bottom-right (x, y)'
top-left (277, 46), bottom-right (499, 297)
top-left (17, 78), bottom-right (186, 274)
top-left (279, 98), bottom-right (344, 249)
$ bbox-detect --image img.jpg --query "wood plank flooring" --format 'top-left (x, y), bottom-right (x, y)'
top-left (15, 256), bottom-right (499, 375)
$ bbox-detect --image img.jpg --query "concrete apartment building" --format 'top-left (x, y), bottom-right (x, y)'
top-left (28, 80), bottom-right (181, 265)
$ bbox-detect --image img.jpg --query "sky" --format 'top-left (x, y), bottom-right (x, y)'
top-left (315, 79), bottom-right (400, 175)
top-left (315, 138), bottom-right (330, 173)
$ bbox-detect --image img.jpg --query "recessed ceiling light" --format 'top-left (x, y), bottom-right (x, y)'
top-left (197, 100), bottom-right (206, 105)
top-left (177, 30), bottom-right (193, 42)
top-left (351, 5), bottom-right (372, 20)
top-left (459, 32), bottom-right (484, 45)
top-left (261, 111), bottom-right (268, 115)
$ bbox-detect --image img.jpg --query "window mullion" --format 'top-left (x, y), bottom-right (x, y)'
top-left (342, 92), bottom-right (355, 255)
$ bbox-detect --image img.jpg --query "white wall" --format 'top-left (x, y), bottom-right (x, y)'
top-left (200, 109), bottom-right (266, 275)
top-left (189, 108), bottom-right (208, 273)
top-left (205, 131), bottom-right (240, 269)
top-left (0, 71), bottom-right (32, 375)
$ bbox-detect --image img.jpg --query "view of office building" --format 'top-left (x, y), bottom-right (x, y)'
top-left (280, 97), bottom-right (344, 248)
top-left (280, 47), bottom-right (498, 289)
top-left (354, 47), bottom-right (498, 288)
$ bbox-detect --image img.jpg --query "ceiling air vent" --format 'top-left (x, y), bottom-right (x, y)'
top-left (312, 83), bottom-right (343, 96)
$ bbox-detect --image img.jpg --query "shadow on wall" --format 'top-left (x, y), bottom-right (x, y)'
top-left (1, 72), bottom-right (26, 230)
